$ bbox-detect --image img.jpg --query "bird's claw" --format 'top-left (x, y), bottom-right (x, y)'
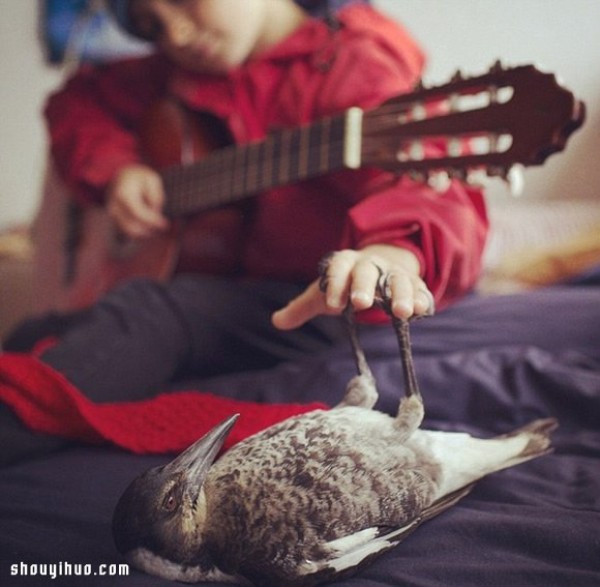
top-left (372, 263), bottom-right (394, 317)
top-left (317, 251), bottom-right (335, 294)
top-left (372, 263), bottom-right (435, 321)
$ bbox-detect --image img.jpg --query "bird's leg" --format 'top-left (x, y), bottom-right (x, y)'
top-left (318, 253), bottom-right (378, 410)
top-left (335, 305), bottom-right (379, 409)
top-left (391, 316), bottom-right (424, 433)
top-left (374, 269), bottom-right (424, 434)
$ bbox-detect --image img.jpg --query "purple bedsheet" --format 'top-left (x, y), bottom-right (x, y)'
top-left (1, 285), bottom-right (599, 586)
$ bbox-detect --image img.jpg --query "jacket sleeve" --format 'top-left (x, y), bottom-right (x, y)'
top-left (341, 178), bottom-right (489, 310)
top-left (44, 54), bottom-right (170, 205)
top-left (313, 7), bottom-right (489, 308)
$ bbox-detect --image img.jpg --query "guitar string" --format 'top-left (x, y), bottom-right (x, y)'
top-left (162, 115), bottom-right (347, 216)
top-left (162, 109), bottom-right (477, 216)
top-left (167, 141), bottom-right (347, 204)
top-left (163, 138), bottom-right (348, 217)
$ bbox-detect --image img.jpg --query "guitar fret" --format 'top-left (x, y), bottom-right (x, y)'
top-left (245, 142), bottom-right (259, 194)
top-left (231, 145), bottom-right (244, 198)
top-left (202, 149), bottom-right (217, 206)
top-left (200, 149), bottom-right (221, 206)
top-left (278, 129), bottom-right (291, 185)
top-left (213, 148), bottom-right (228, 204)
top-left (289, 128), bottom-right (302, 183)
top-left (326, 116), bottom-right (347, 172)
top-left (298, 125), bottom-right (309, 178)
top-left (307, 122), bottom-right (321, 178)
top-left (319, 118), bottom-right (331, 173)
top-left (262, 135), bottom-right (274, 191)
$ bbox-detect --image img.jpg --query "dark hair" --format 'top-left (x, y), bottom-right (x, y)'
top-left (107, 0), bottom-right (370, 39)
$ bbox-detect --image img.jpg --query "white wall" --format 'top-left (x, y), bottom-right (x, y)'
top-left (1, 1), bottom-right (599, 233)
top-left (376, 0), bottom-right (600, 203)
top-left (0, 1), bottom-right (63, 232)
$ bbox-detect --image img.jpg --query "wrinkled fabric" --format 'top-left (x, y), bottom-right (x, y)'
top-left (1, 286), bottom-right (599, 586)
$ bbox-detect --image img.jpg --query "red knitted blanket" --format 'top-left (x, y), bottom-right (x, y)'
top-left (0, 353), bottom-right (327, 454)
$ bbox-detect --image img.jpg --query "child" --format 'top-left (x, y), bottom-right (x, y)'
top-left (8, 0), bottom-right (488, 403)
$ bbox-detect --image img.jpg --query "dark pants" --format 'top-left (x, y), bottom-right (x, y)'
top-left (6, 275), bottom-right (346, 403)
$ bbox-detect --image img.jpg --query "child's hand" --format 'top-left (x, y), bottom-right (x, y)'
top-left (106, 165), bottom-right (170, 239)
top-left (272, 245), bottom-right (434, 330)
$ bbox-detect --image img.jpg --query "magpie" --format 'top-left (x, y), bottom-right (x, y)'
top-left (112, 275), bottom-right (556, 586)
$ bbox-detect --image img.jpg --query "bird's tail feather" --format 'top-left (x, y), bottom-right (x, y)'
top-left (424, 417), bottom-right (558, 499)
top-left (493, 417), bottom-right (558, 465)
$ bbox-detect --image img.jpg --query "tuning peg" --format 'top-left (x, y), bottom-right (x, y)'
top-left (448, 168), bottom-right (467, 181)
top-left (451, 69), bottom-right (464, 83)
top-left (487, 165), bottom-right (507, 178)
top-left (413, 78), bottom-right (426, 92)
top-left (428, 171), bottom-right (452, 193)
top-left (408, 170), bottom-right (428, 183)
top-left (489, 60), bottom-right (503, 74)
top-left (507, 164), bottom-right (525, 197)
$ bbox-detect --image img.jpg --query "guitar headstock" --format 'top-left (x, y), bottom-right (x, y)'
top-left (360, 62), bottom-right (585, 181)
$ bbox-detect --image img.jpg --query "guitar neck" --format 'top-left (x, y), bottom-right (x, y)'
top-left (161, 109), bottom-right (363, 217)
top-left (159, 63), bottom-right (584, 218)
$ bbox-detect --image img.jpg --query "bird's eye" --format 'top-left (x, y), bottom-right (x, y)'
top-left (162, 492), bottom-right (179, 512)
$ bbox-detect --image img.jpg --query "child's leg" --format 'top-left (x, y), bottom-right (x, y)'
top-left (38, 278), bottom-right (192, 402)
top-left (167, 274), bottom-right (345, 378)
top-left (15, 275), bottom-right (345, 403)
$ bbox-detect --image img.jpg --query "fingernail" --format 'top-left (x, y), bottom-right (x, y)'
top-left (393, 301), bottom-right (413, 319)
top-left (350, 291), bottom-right (370, 306)
top-left (327, 295), bottom-right (343, 309)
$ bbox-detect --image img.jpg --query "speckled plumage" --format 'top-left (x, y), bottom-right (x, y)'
top-left (203, 408), bottom-right (440, 584)
top-left (113, 286), bottom-right (557, 587)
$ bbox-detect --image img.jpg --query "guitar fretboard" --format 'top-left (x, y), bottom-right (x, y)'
top-left (161, 112), bottom-right (354, 217)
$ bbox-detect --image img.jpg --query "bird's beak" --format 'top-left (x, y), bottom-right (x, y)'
top-left (166, 414), bottom-right (239, 491)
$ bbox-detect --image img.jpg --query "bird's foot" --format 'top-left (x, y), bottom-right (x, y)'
top-left (373, 266), bottom-right (425, 432)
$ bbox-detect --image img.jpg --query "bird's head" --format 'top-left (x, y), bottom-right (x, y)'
top-left (111, 415), bottom-right (239, 582)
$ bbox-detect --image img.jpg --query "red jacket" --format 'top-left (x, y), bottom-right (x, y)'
top-left (45, 5), bottom-right (488, 309)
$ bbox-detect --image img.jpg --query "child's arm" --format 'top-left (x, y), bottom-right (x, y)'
top-left (44, 55), bottom-right (169, 206)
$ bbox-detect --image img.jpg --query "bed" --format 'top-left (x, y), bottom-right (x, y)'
top-left (1, 268), bottom-right (599, 586)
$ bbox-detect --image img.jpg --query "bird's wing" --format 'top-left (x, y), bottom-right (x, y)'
top-left (419, 482), bottom-right (475, 522)
top-left (296, 484), bottom-right (474, 584)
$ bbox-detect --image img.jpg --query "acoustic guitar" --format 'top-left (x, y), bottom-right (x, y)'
top-left (35, 62), bottom-right (584, 310)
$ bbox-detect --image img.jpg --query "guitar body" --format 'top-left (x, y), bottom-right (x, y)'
top-left (34, 101), bottom-right (246, 311)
